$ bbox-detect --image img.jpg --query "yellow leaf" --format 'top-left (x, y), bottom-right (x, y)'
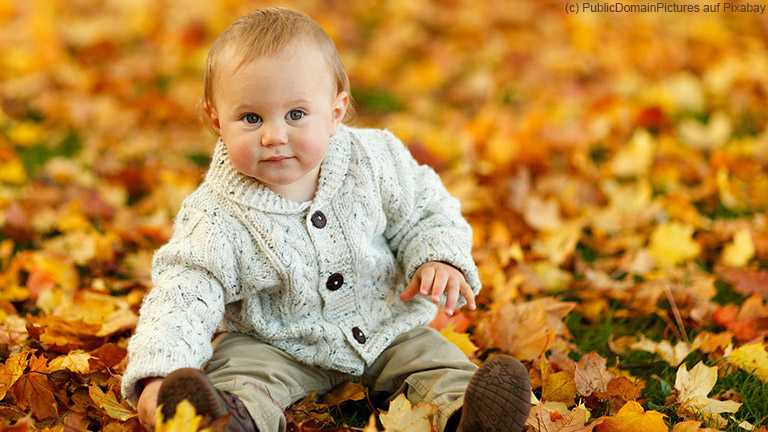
top-left (523, 196), bottom-right (563, 231)
top-left (595, 401), bottom-right (666, 432)
top-left (440, 324), bottom-right (478, 356)
top-left (610, 129), bottom-right (655, 177)
top-left (647, 221), bottom-right (701, 268)
top-left (0, 158), bottom-right (27, 185)
top-left (677, 111), bottom-right (732, 150)
top-left (49, 350), bottom-right (92, 374)
top-left (364, 414), bottom-right (380, 432)
top-left (88, 384), bottom-right (136, 422)
top-left (722, 228), bottom-right (755, 268)
top-left (156, 399), bottom-right (212, 432)
top-left (0, 352), bottom-right (30, 400)
top-left (729, 343), bottom-right (768, 383)
top-left (541, 356), bottom-right (577, 407)
top-left (531, 220), bottom-right (584, 266)
top-left (630, 335), bottom-right (696, 366)
top-left (379, 394), bottom-right (438, 432)
top-left (675, 362), bottom-right (742, 426)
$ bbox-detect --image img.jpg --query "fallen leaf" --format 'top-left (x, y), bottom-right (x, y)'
top-left (320, 381), bottom-right (367, 406)
top-left (574, 352), bottom-right (615, 397)
top-left (11, 355), bottom-right (57, 420)
top-left (378, 394), bottom-right (438, 432)
top-left (526, 402), bottom-right (599, 432)
top-left (630, 335), bottom-right (697, 366)
top-left (439, 324), bottom-right (479, 356)
top-left (675, 362), bottom-right (742, 426)
top-left (541, 355), bottom-right (577, 407)
top-left (722, 228), bottom-right (755, 267)
top-left (155, 399), bottom-right (212, 432)
top-left (647, 221), bottom-right (701, 268)
top-left (595, 400), bottom-right (666, 432)
top-left (49, 349), bottom-right (92, 374)
top-left (88, 384), bottom-right (136, 421)
top-left (0, 352), bottom-right (29, 400)
top-left (729, 343), bottom-right (768, 383)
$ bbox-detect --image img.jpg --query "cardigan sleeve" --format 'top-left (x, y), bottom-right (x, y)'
top-left (377, 129), bottom-right (482, 304)
top-left (120, 205), bottom-right (237, 406)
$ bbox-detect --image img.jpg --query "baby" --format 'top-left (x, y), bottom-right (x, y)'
top-left (121, 7), bottom-right (531, 432)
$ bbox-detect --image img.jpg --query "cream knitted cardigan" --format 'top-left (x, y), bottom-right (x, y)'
top-left (121, 125), bottom-right (481, 405)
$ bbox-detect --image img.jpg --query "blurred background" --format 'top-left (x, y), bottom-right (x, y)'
top-left (1, 0), bottom-right (768, 429)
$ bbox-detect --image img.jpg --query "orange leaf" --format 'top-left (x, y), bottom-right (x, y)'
top-left (11, 355), bottom-right (57, 420)
top-left (320, 381), bottom-right (367, 406)
top-left (595, 401), bottom-right (666, 432)
top-left (0, 352), bottom-right (30, 400)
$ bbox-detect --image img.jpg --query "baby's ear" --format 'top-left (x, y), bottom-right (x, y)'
top-left (203, 102), bottom-right (222, 136)
top-left (329, 91), bottom-right (349, 137)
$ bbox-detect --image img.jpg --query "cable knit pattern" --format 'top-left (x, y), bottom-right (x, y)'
top-left (121, 125), bottom-right (481, 405)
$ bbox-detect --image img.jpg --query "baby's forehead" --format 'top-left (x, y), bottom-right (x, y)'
top-left (218, 42), bottom-right (336, 85)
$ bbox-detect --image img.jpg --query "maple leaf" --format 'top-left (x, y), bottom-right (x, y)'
top-left (594, 401), bottom-right (666, 432)
top-left (722, 228), bottom-right (755, 268)
top-left (647, 221), bottom-right (701, 268)
top-left (720, 268), bottom-right (768, 300)
top-left (675, 361), bottom-right (742, 427)
top-left (378, 394), bottom-right (437, 432)
top-left (155, 399), bottom-right (212, 432)
top-left (88, 384), bottom-right (136, 421)
top-left (439, 324), bottom-right (478, 356)
top-left (574, 352), bottom-right (615, 397)
top-left (0, 351), bottom-right (29, 400)
top-left (609, 129), bottom-right (655, 177)
top-left (526, 402), bottom-right (599, 432)
top-left (630, 334), bottom-right (697, 366)
top-left (541, 355), bottom-right (577, 407)
top-left (670, 420), bottom-right (720, 432)
top-left (11, 354), bottom-right (57, 420)
top-left (49, 349), bottom-right (92, 374)
top-left (473, 297), bottom-right (575, 361)
top-left (729, 343), bottom-right (768, 383)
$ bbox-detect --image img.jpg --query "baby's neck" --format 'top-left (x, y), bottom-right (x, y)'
top-left (263, 166), bottom-right (320, 203)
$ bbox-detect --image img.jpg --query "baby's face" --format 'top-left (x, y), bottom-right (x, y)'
top-left (207, 42), bottom-right (347, 200)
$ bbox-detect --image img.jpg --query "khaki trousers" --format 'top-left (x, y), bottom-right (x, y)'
top-left (204, 326), bottom-right (477, 432)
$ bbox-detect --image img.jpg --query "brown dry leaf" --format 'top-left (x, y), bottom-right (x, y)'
top-left (474, 297), bottom-right (575, 361)
top-left (11, 355), bottom-right (57, 420)
top-left (321, 381), bottom-right (367, 406)
top-left (574, 352), bottom-right (615, 397)
top-left (541, 355), bottom-right (577, 407)
top-left (594, 401), bottom-right (667, 432)
top-left (288, 391), bottom-right (331, 426)
top-left (378, 394), bottom-right (437, 432)
top-left (720, 268), bottom-right (768, 299)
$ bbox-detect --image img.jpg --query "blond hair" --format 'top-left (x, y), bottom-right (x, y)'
top-left (201, 7), bottom-right (354, 134)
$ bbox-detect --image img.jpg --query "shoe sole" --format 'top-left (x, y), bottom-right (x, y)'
top-left (460, 355), bottom-right (531, 432)
top-left (158, 368), bottom-right (229, 422)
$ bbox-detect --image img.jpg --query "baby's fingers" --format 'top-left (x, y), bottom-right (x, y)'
top-left (461, 281), bottom-right (476, 311)
top-left (400, 277), bottom-right (421, 302)
top-left (444, 279), bottom-right (460, 316)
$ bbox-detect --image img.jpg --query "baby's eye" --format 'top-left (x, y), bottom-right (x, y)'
top-left (243, 113), bottom-right (261, 124)
top-left (287, 110), bottom-right (304, 121)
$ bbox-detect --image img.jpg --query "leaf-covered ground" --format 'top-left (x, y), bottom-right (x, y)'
top-left (1, 1), bottom-right (767, 431)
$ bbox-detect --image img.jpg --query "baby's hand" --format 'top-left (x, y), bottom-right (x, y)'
top-left (137, 377), bottom-right (163, 430)
top-left (400, 261), bottom-right (476, 316)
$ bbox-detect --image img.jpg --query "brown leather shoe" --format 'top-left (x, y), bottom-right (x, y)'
top-left (456, 355), bottom-right (531, 432)
top-left (158, 368), bottom-right (258, 432)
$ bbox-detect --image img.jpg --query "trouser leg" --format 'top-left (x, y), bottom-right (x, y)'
top-left (362, 326), bottom-right (477, 432)
top-left (204, 332), bottom-right (349, 432)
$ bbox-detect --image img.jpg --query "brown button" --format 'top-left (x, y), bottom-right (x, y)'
top-left (352, 327), bottom-right (366, 344)
top-left (326, 273), bottom-right (344, 291)
top-left (310, 211), bottom-right (326, 228)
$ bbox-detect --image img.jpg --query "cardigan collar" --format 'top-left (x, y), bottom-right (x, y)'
top-left (205, 124), bottom-right (351, 214)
